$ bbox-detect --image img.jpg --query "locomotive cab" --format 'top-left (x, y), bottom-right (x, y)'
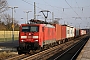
top-left (17, 24), bottom-right (41, 54)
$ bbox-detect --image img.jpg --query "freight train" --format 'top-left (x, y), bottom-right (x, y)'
top-left (17, 19), bottom-right (86, 54)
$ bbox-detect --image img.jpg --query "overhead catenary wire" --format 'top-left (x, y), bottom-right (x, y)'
top-left (23, 0), bottom-right (77, 25)
top-left (21, 0), bottom-right (90, 28)
top-left (41, 0), bottom-right (86, 26)
top-left (42, 0), bottom-right (72, 21)
top-left (65, 0), bottom-right (82, 20)
top-left (21, 0), bottom-right (87, 19)
top-left (74, 0), bottom-right (90, 19)
top-left (26, 0), bottom-right (69, 18)
top-left (75, 0), bottom-right (84, 13)
top-left (21, 0), bottom-right (43, 10)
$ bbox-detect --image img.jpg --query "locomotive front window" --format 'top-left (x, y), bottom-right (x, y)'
top-left (22, 26), bottom-right (30, 32)
top-left (30, 26), bottom-right (39, 32)
top-left (22, 26), bottom-right (39, 32)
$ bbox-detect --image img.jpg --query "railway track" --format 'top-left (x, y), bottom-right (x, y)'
top-left (6, 54), bottom-right (30, 60)
top-left (6, 50), bottom-right (40, 60)
top-left (22, 40), bottom-right (77, 60)
top-left (48, 36), bottom-right (89, 60)
top-left (6, 35), bottom-right (87, 60)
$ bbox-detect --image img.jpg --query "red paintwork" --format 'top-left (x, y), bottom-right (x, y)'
top-left (54, 24), bottom-right (62, 40)
top-left (80, 29), bottom-right (86, 35)
top-left (61, 25), bottom-right (66, 39)
top-left (43, 25), bottom-right (56, 40)
top-left (74, 28), bottom-right (80, 37)
top-left (19, 24), bottom-right (56, 47)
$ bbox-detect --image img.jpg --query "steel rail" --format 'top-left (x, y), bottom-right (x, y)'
top-left (53, 36), bottom-right (89, 60)
top-left (6, 54), bottom-right (29, 60)
top-left (6, 35), bottom-right (87, 60)
top-left (22, 40), bottom-right (79, 60)
top-left (71, 37), bottom-right (88, 60)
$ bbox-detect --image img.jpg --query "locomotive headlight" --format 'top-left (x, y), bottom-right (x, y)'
top-left (35, 40), bottom-right (38, 42)
top-left (21, 40), bottom-right (24, 42)
top-left (33, 36), bottom-right (38, 38)
top-left (21, 36), bottom-right (27, 39)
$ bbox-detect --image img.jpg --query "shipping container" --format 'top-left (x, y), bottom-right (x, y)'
top-left (54, 24), bottom-right (62, 41)
top-left (69, 27), bottom-right (72, 37)
top-left (70, 26), bottom-right (75, 37)
top-left (43, 24), bottom-right (56, 45)
top-left (61, 25), bottom-right (66, 39)
top-left (75, 28), bottom-right (80, 37)
top-left (83, 29), bottom-right (90, 34)
top-left (80, 29), bottom-right (86, 35)
top-left (84, 30), bottom-right (86, 35)
top-left (80, 30), bottom-right (83, 35)
top-left (72, 27), bottom-right (75, 37)
top-left (66, 25), bottom-right (71, 38)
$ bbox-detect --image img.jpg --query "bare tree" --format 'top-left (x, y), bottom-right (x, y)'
top-left (0, 0), bottom-right (8, 13)
top-left (2, 13), bottom-right (19, 30)
top-left (2, 13), bottom-right (12, 30)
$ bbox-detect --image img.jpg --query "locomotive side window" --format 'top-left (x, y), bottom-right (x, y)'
top-left (22, 26), bottom-right (39, 32)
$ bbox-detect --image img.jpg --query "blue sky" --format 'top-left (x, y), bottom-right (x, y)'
top-left (7, 0), bottom-right (90, 29)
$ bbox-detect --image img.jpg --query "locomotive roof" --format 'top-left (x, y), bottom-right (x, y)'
top-left (62, 24), bottom-right (74, 28)
top-left (29, 19), bottom-right (50, 24)
top-left (20, 24), bottom-right (55, 28)
top-left (43, 24), bottom-right (55, 28)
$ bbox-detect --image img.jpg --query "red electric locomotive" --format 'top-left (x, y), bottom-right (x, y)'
top-left (17, 19), bottom-right (56, 54)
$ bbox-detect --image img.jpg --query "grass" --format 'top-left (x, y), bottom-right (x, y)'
top-left (0, 51), bottom-right (18, 60)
